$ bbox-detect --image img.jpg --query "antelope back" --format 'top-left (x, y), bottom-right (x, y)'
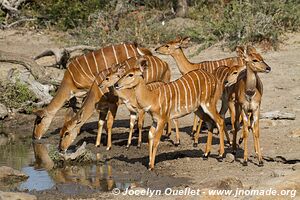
top-left (101, 55), bottom-right (170, 88)
top-left (66, 43), bottom-right (151, 88)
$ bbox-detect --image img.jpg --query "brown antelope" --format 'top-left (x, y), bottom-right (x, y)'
top-left (114, 58), bottom-right (236, 170)
top-left (33, 43), bottom-right (151, 140)
top-left (59, 55), bottom-right (171, 152)
top-left (155, 37), bottom-right (268, 140)
top-left (101, 67), bottom-right (180, 148)
top-left (232, 46), bottom-right (271, 166)
top-left (192, 65), bottom-right (245, 146)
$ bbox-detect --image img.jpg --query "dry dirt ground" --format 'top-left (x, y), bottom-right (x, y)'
top-left (0, 29), bottom-right (300, 200)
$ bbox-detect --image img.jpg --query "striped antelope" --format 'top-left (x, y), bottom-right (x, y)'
top-left (59, 55), bottom-right (171, 152)
top-left (114, 58), bottom-right (233, 170)
top-left (33, 43), bottom-right (151, 140)
top-left (155, 37), bottom-right (268, 139)
top-left (192, 65), bottom-right (246, 146)
top-left (232, 46), bottom-right (271, 166)
top-left (101, 65), bottom-right (180, 148)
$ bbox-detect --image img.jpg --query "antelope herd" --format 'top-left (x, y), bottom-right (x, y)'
top-left (32, 37), bottom-right (271, 170)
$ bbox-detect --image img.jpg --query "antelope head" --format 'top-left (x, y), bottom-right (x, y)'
top-left (33, 109), bottom-right (51, 140)
top-left (225, 65), bottom-right (246, 87)
top-left (114, 58), bottom-right (148, 90)
top-left (155, 36), bottom-right (190, 55)
top-left (59, 109), bottom-right (82, 152)
top-left (236, 46), bottom-right (271, 73)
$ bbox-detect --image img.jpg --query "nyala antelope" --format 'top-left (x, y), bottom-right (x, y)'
top-left (232, 46), bottom-right (271, 166)
top-left (113, 58), bottom-right (239, 170)
top-left (59, 55), bottom-right (171, 152)
top-left (33, 43), bottom-right (151, 140)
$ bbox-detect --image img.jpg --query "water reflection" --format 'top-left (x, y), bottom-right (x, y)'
top-left (0, 140), bottom-right (139, 192)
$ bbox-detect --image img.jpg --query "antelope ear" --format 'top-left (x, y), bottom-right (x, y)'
top-left (117, 67), bottom-right (126, 75)
top-left (64, 108), bottom-right (75, 123)
top-left (137, 57), bottom-right (148, 72)
top-left (246, 45), bottom-right (257, 55)
top-left (33, 109), bottom-right (46, 118)
top-left (175, 36), bottom-right (182, 42)
top-left (180, 37), bottom-right (191, 48)
top-left (236, 46), bottom-right (246, 59)
top-left (75, 110), bottom-right (84, 125)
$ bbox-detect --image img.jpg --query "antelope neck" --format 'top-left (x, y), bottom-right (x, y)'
top-left (171, 48), bottom-right (197, 74)
top-left (134, 79), bottom-right (157, 110)
top-left (245, 64), bottom-right (257, 96)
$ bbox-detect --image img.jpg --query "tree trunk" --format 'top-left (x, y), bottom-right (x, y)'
top-left (175, 0), bottom-right (188, 18)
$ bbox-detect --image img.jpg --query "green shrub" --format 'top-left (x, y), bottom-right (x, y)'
top-left (0, 80), bottom-right (37, 113)
top-left (186, 0), bottom-right (300, 50)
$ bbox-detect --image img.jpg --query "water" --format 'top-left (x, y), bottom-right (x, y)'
top-left (0, 138), bottom-right (139, 192)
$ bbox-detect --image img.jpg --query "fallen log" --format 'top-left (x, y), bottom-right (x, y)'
top-left (260, 110), bottom-right (296, 120)
top-left (0, 50), bottom-right (55, 85)
top-left (34, 45), bottom-right (98, 69)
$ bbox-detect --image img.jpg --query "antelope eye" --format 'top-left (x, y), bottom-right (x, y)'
top-left (165, 45), bottom-right (169, 48)
top-left (128, 74), bottom-right (134, 77)
top-left (233, 71), bottom-right (238, 74)
top-left (64, 132), bottom-right (70, 137)
top-left (253, 59), bottom-right (259, 62)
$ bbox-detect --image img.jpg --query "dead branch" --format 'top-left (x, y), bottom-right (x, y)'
top-left (3, 18), bottom-right (36, 28)
top-left (260, 110), bottom-right (296, 120)
top-left (34, 45), bottom-right (98, 69)
top-left (0, 50), bottom-right (56, 85)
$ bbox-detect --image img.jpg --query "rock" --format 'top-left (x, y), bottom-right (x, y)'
top-left (225, 153), bottom-right (235, 163)
top-left (0, 166), bottom-right (28, 182)
top-left (0, 191), bottom-right (37, 200)
top-left (0, 103), bottom-right (8, 119)
top-left (288, 128), bottom-right (300, 138)
top-left (216, 177), bottom-right (243, 190)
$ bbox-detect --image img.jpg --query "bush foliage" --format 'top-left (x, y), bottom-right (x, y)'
top-left (4, 0), bottom-right (300, 49)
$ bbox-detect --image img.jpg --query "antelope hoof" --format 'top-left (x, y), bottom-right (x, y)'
top-left (217, 155), bottom-right (223, 162)
top-left (193, 142), bottom-right (198, 147)
top-left (126, 146), bottom-right (130, 151)
top-left (258, 161), bottom-right (264, 167)
top-left (137, 144), bottom-right (141, 149)
top-left (203, 152), bottom-right (210, 160)
top-left (106, 146), bottom-right (111, 151)
top-left (232, 150), bottom-right (236, 155)
top-left (242, 160), bottom-right (248, 166)
top-left (174, 140), bottom-right (180, 147)
top-left (238, 138), bottom-right (243, 145)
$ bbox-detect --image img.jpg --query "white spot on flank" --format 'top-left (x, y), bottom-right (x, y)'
top-left (144, 105), bottom-right (152, 112)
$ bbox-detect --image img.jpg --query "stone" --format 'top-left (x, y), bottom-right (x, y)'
top-left (225, 153), bottom-right (235, 163)
top-left (0, 103), bottom-right (8, 119)
top-left (216, 177), bottom-right (243, 190)
top-left (288, 128), bottom-right (300, 138)
top-left (0, 166), bottom-right (28, 182)
top-left (0, 191), bottom-right (37, 200)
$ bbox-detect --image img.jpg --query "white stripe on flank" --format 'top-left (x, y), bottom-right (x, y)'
top-left (124, 44), bottom-right (130, 59)
top-left (67, 67), bottom-right (84, 87)
top-left (193, 71), bottom-right (201, 104)
top-left (174, 81), bottom-right (181, 113)
top-left (158, 88), bottom-right (162, 115)
top-left (182, 76), bottom-right (193, 111)
top-left (163, 86), bottom-right (168, 114)
top-left (157, 58), bottom-right (164, 80)
top-left (187, 73), bottom-right (196, 109)
top-left (92, 52), bottom-right (99, 74)
top-left (171, 83), bottom-right (177, 113)
top-left (130, 44), bottom-right (137, 57)
top-left (76, 58), bottom-right (94, 81)
top-left (84, 55), bottom-right (95, 79)
top-left (167, 84), bottom-right (172, 113)
top-left (216, 61), bottom-right (219, 68)
top-left (101, 48), bottom-right (108, 69)
top-left (200, 70), bottom-right (208, 102)
top-left (178, 78), bottom-right (188, 113)
top-left (137, 47), bottom-right (145, 56)
top-left (112, 45), bottom-right (119, 64)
